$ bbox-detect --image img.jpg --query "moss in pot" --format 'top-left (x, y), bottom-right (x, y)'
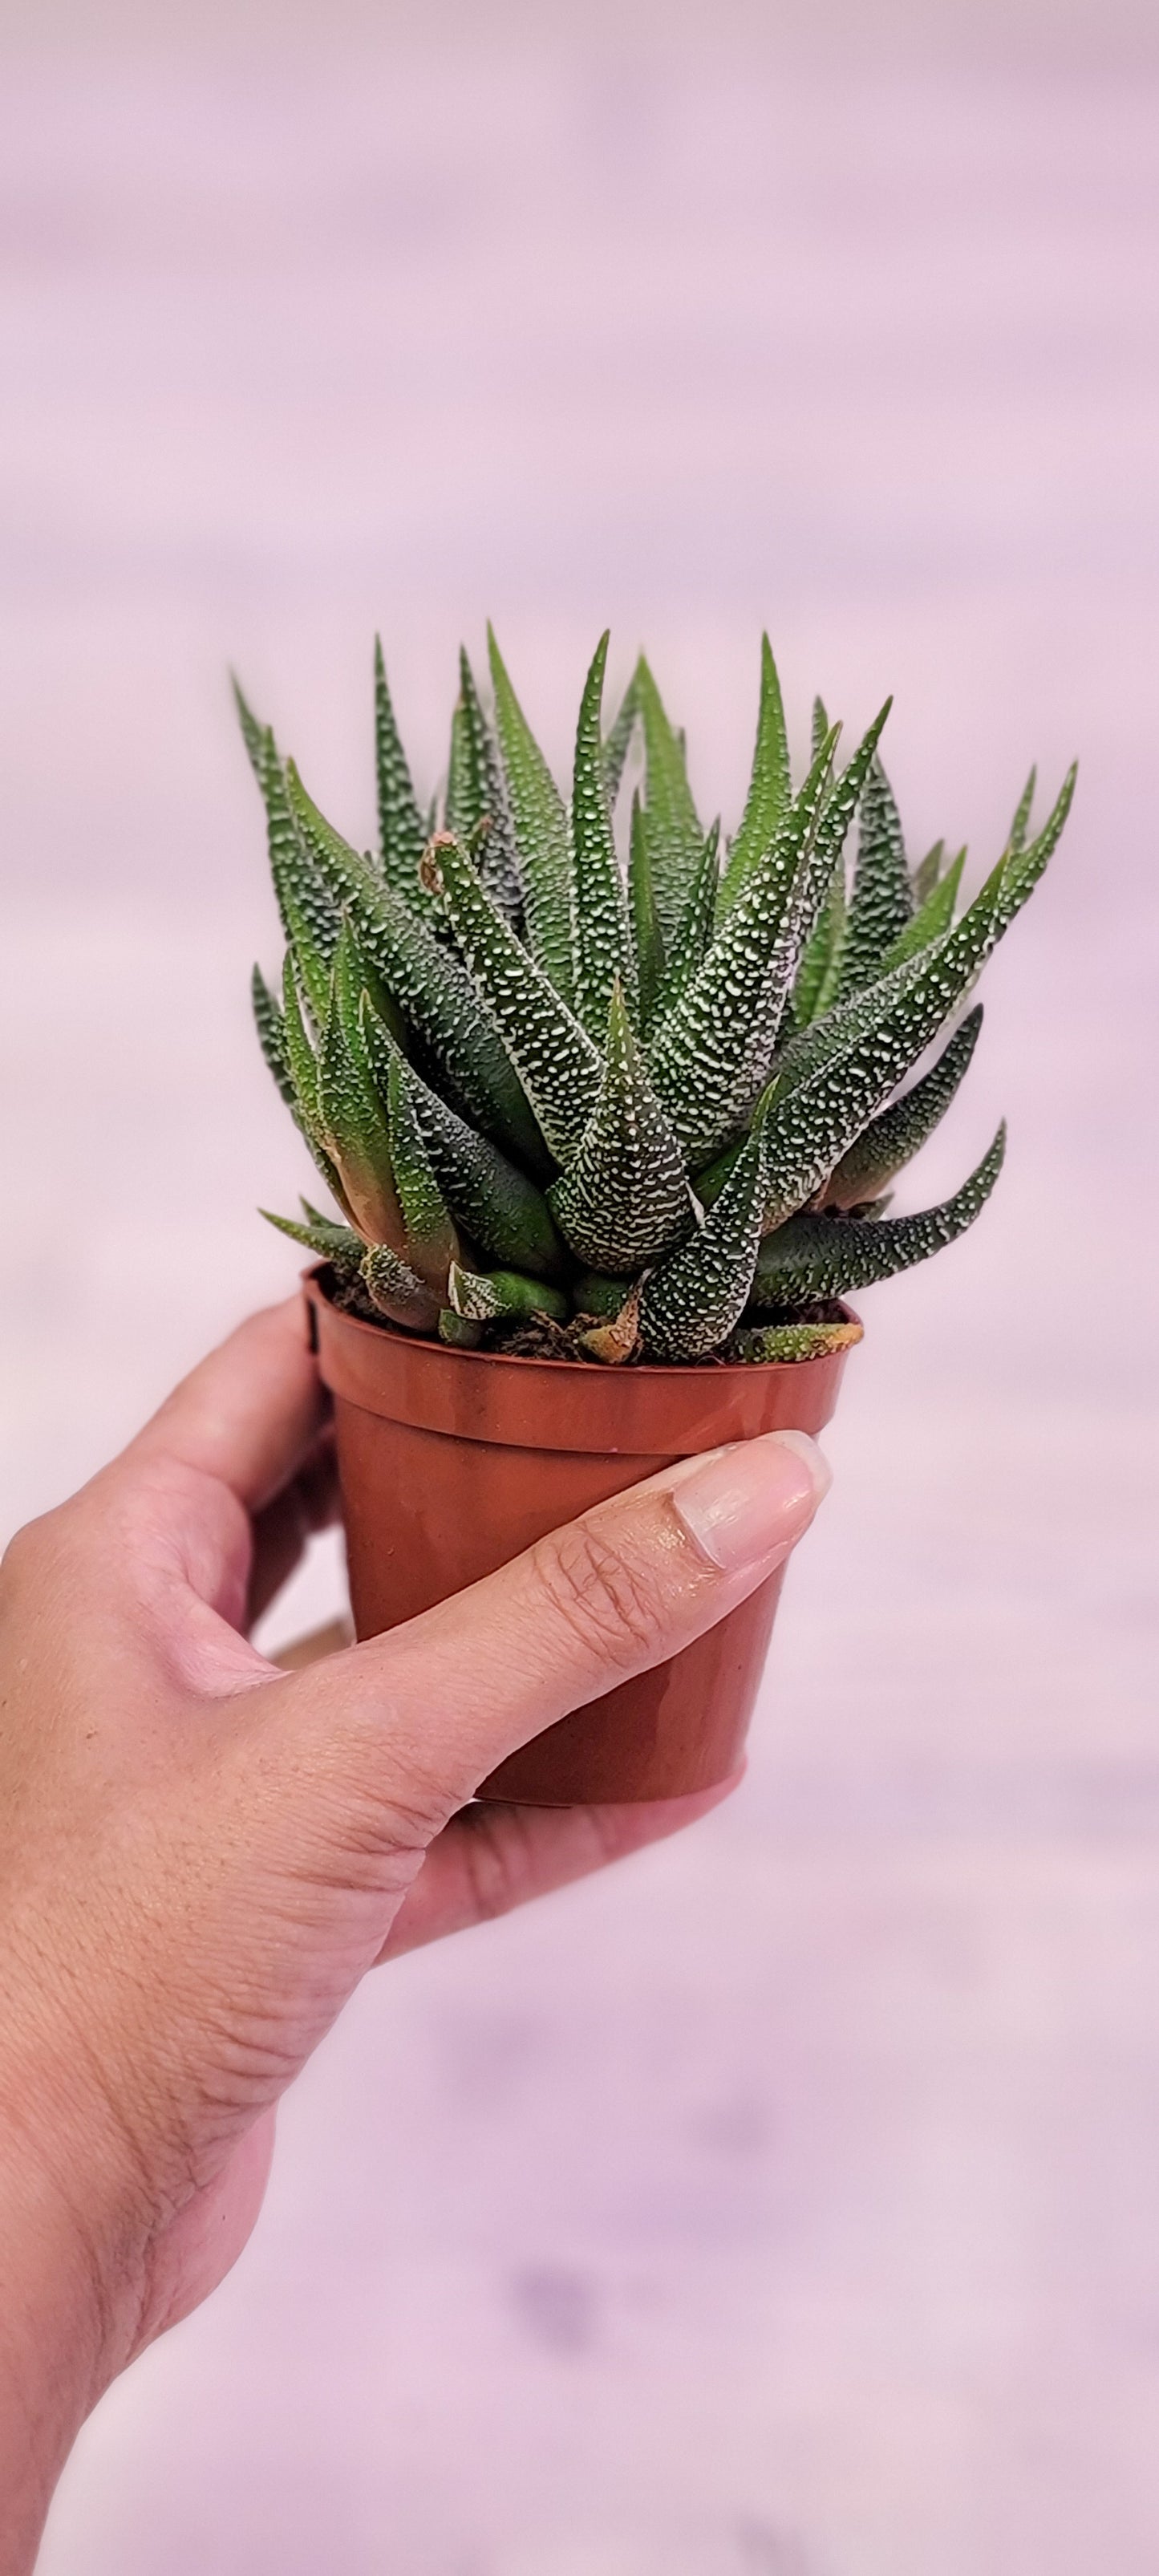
top-left (239, 631), bottom-right (1074, 1803)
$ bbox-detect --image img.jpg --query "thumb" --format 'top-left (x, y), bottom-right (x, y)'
top-left (258, 1428), bottom-right (831, 1841)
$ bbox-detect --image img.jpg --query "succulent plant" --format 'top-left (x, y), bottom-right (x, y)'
top-left (242, 633), bottom-right (1074, 1366)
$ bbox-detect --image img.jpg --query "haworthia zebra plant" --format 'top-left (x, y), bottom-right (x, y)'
top-left (242, 634), bottom-right (1074, 1365)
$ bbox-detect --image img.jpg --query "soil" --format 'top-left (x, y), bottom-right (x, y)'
top-left (323, 1266), bottom-right (844, 1367)
top-left (496, 1312), bottom-right (606, 1362)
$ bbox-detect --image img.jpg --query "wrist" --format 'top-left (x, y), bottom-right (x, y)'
top-left (0, 2102), bottom-right (141, 2574)
top-left (0, 2151), bottom-right (97, 2573)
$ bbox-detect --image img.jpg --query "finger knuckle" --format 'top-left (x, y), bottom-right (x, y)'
top-left (532, 1519), bottom-right (671, 1673)
top-left (0, 1516), bottom-right (47, 1591)
top-left (0, 1503), bottom-right (75, 1604)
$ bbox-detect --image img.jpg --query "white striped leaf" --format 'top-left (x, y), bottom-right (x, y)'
top-left (754, 1126), bottom-right (1006, 1303)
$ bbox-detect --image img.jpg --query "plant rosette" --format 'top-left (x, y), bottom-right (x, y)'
top-left (241, 631), bottom-right (1075, 1801)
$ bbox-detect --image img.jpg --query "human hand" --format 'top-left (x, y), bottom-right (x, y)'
top-left (0, 1297), bottom-right (829, 2569)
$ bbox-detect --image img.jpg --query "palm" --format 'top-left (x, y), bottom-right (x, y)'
top-left (108, 1304), bottom-right (715, 2356)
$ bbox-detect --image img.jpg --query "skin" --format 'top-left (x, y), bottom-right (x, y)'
top-left (0, 1296), bottom-right (829, 2571)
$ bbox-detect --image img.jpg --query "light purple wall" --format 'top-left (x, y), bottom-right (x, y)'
top-left (2, 6), bottom-right (1157, 2569)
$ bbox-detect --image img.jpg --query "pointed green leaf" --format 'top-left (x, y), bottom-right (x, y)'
top-left (995, 762), bottom-right (1076, 921)
top-left (822, 1004), bottom-right (983, 1207)
top-left (798, 704), bottom-right (893, 919)
top-left (484, 1268), bottom-right (568, 1322)
top-left (487, 625), bottom-right (574, 1004)
top-left (650, 821), bottom-right (721, 1022)
top-left (792, 866), bottom-right (846, 1027)
top-left (645, 720), bottom-right (845, 1166)
top-left (1007, 765), bottom-right (1037, 853)
top-left (549, 981), bottom-right (693, 1272)
top-left (810, 696), bottom-right (831, 762)
top-left (754, 1125), bottom-right (1007, 1304)
top-left (760, 767), bottom-right (1072, 1230)
top-left (422, 829), bottom-right (601, 1167)
top-left (316, 928), bottom-right (402, 1247)
top-left (762, 940), bottom-right (932, 1229)
top-left (445, 699), bottom-right (474, 840)
top-left (457, 647), bottom-right (524, 924)
top-left (687, 1135), bottom-right (740, 1211)
top-left (838, 755), bottom-right (914, 996)
top-left (438, 1308), bottom-right (484, 1347)
top-left (633, 654), bottom-right (703, 947)
top-left (373, 636), bottom-right (432, 911)
top-left (716, 637), bottom-right (792, 920)
top-left (277, 864), bottom-right (334, 1025)
top-left (251, 964), bottom-right (297, 1109)
top-left (602, 671), bottom-right (638, 806)
top-left (360, 999), bottom-right (564, 1280)
top-left (275, 951), bottom-right (351, 1214)
top-left (731, 1316), bottom-right (864, 1362)
top-left (330, 916), bottom-right (384, 1085)
top-left (250, 736), bottom-right (338, 1019)
top-left (646, 724), bottom-right (839, 1163)
top-left (628, 791), bottom-right (666, 1032)
top-left (448, 1261), bottom-right (569, 1323)
top-left (648, 700), bottom-right (893, 1166)
top-left (233, 675), bottom-right (266, 781)
top-left (788, 692), bottom-right (902, 1031)
top-left (338, 911), bottom-right (407, 1053)
top-left (570, 632), bottom-right (638, 1040)
top-left (778, 700), bottom-right (895, 1033)
top-left (447, 1262), bottom-right (505, 1320)
top-left (361, 1242), bottom-right (441, 1332)
top-left (379, 1031), bottom-right (459, 1289)
top-left (573, 1270), bottom-right (635, 1319)
top-left (876, 848), bottom-right (965, 975)
top-left (285, 760), bottom-right (547, 1174)
top-left (260, 1208), bottom-right (365, 1274)
top-left (639, 1112), bottom-right (770, 1362)
top-left (911, 838), bottom-right (945, 905)
top-left (280, 951), bottom-right (321, 1127)
top-left (422, 1105), bottom-right (565, 1280)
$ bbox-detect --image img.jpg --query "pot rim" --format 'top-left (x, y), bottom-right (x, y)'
top-left (306, 1264), bottom-right (856, 1452)
top-left (304, 1263), bottom-right (859, 1382)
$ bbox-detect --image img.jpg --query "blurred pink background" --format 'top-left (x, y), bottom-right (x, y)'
top-left (2, 2), bottom-right (1157, 2568)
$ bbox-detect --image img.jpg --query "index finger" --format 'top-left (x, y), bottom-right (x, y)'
top-left (125, 1296), bottom-right (327, 1513)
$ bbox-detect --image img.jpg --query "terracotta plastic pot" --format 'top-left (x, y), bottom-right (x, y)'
top-left (305, 1268), bottom-right (854, 1807)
